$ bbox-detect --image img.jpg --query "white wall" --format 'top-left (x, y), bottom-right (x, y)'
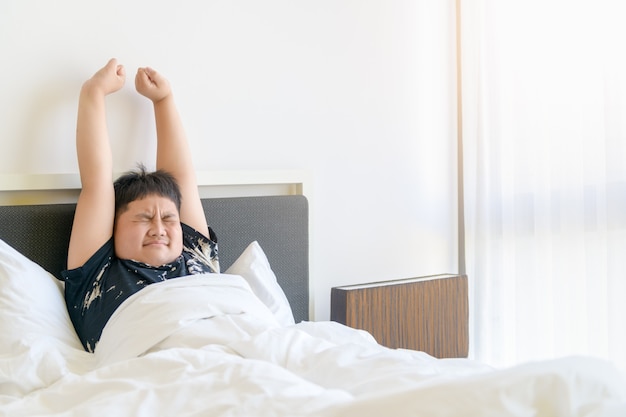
top-left (0, 0), bottom-right (458, 320)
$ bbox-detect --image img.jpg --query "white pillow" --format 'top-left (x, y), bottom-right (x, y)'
top-left (0, 238), bottom-right (87, 396)
top-left (225, 241), bottom-right (295, 327)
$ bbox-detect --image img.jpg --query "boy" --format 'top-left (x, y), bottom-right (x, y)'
top-left (62, 59), bottom-right (219, 352)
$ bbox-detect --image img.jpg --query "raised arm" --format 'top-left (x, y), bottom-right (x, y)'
top-left (67, 59), bottom-right (126, 270)
top-left (135, 67), bottom-right (209, 237)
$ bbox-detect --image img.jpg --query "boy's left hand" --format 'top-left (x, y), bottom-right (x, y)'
top-left (135, 67), bottom-right (172, 102)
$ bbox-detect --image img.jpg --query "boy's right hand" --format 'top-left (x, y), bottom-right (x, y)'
top-left (82, 58), bottom-right (126, 95)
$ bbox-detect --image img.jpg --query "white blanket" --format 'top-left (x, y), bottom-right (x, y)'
top-left (3, 274), bottom-right (625, 417)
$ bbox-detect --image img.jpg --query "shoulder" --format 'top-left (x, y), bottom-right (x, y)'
top-left (62, 238), bottom-right (114, 284)
top-left (182, 223), bottom-right (218, 245)
top-left (181, 223), bottom-right (220, 273)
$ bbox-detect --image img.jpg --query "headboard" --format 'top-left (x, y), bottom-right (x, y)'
top-left (0, 195), bottom-right (310, 322)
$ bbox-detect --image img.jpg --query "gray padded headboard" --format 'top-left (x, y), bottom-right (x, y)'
top-left (0, 195), bottom-right (309, 322)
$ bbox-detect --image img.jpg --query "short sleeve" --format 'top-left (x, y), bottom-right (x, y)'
top-left (181, 223), bottom-right (220, 274)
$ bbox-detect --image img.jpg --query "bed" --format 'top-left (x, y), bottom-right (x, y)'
top-left (1, 187), bottom-right (625, 417)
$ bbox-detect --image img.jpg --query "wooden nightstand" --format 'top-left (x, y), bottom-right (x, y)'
top-left (330, 274), bottom-right (468, 358)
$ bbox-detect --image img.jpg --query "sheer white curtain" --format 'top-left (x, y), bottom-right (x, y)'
top-left (459, 0), bottom-right (626, 369)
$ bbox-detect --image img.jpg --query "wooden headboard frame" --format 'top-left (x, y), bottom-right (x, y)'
top-left (0, 172), bottom-right (311, 323)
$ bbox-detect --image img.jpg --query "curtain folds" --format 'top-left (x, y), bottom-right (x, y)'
top-left (459, 0), bottom-right (626, 369)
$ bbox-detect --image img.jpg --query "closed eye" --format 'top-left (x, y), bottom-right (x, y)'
top-left (162, 214), bottom-right (179, 223)
top-left (134, 214), bottom-right (153, 222)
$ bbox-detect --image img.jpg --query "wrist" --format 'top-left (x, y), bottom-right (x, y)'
top-left (80, 80), bottom-right (107, 99)
top-left (152, 93), bottom-right (174, 106)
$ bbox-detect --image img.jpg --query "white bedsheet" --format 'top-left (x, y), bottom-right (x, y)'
top-left (2, 274), bottom-right (625, 417)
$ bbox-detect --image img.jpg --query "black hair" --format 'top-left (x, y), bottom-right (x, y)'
top-left (113, 164), bottom-right (182, 218)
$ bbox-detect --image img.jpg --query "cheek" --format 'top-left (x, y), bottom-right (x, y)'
top-left (170, 226), bottom-right (183, 248)
top-left (114, 223), bottom-right (145, 248)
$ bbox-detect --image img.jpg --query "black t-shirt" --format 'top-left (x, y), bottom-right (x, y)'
top-left (61, 223), bottom-right (219, 352)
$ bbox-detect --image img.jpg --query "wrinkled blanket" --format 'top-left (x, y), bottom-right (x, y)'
top-left (3, 274), bottom-right (625, 417)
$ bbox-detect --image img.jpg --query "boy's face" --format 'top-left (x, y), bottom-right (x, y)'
top-left (113, 194), bottom-right (183, 266)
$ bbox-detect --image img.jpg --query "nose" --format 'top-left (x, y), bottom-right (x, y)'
top-left (150, 218), bottom-right (166, 236)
